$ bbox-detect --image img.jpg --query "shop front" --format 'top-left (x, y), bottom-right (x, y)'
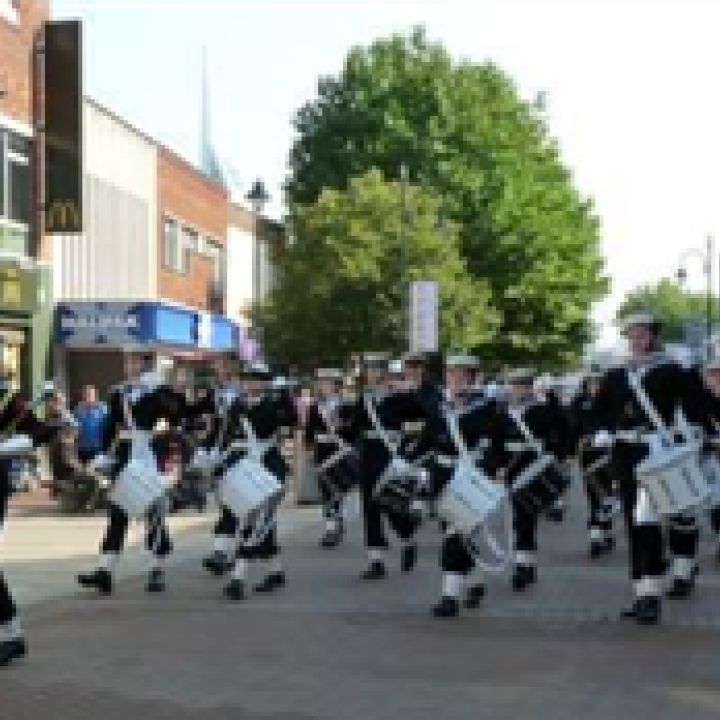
top-left (0, 258), bottom-right (52, 396)
top-left (54, 300), bottom-right (241, 402)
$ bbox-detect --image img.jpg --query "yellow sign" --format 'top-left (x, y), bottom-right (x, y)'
top-left (46, 200), bottom-right (81, 233)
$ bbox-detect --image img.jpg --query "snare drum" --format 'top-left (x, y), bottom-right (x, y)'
top-left (438, 459), bottom-right (507, 538)
top-left (511, 454), bottom-right (570, 514)
top-left (702, 453), bottom-right (720, 508)
top-left (0, 434), bottom-right (33, 458)
top-left (110, 458), bottom-right (166, 519)
top-left (373, 455), bottom-right (425, 513)
top-left (636, 443), bottom-right (709, 516)
top-left (218, 456), bottom-right (283, 522)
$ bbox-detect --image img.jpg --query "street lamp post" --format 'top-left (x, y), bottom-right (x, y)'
top-left (399, 163), bottom-right (410, 352)
top-left (677, 234), bottom-right (714, 360)
top-left (245, 178), bottom-right (270, 357)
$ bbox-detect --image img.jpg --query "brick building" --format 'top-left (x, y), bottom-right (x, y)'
top-left (0, 0), bottom-right (53, 395)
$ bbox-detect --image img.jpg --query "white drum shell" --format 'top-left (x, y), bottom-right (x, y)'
top-left (0, 434), bottom-right (33, 457)
top-left (438, 461), bottom-right (507, 538)
top-left (219, 457), bottom-right (282, 521)
top-left (637, 444), bottom-right (709, 516)
top-left (110, 459), bottom-right (166, 519)
top-left (702, 454), bottom-right (720, 508)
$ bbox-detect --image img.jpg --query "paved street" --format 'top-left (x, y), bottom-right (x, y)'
top-left (2, 486), bottom-right (720, 719)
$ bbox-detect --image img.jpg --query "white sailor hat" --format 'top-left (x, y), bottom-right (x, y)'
top-left (446, 353), bottom-right (479, 370)
top-left (401, 351), bottom-right (425, 367)
top-left (387, 359), bottom-right (404, 376)
top-left (361, 352), bottom-right (390, 370)
top-left (506, 367), bottom-right (537, 385)
top-left (619, 311), bottom-right (662, 336)
top-left (315, 368), bottom-right (344, 381)
top-left (240, 362), bottom-right (272, 380)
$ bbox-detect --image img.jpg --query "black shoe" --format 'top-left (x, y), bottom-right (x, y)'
top-left (223, 579), bottom-right (245, 601)
top-left (511, 565), bottom-right (536, 592)
top-left (0, 638), bottom-right (26, 667)
top-left (432, 596), bottom-right (460, 618)
top-left (666, 577), bottom-right (694, 599)
top-left (545, 506), bottom-right (564, 523)
top-left (255, 572), bottom-right (286, 593)
top-left (464, 584), bottom-right (486, 609)
top-left (361, 561), bottom-right (387, 581)
top-left (77, 569), bottom-right (113, 595)
top-left (589, 540), bottom-right (606, 559)
top-left (320, 529), bottom-right (342, 549)
top-left (146, 569), bottom-right (165, 593)
top-left (635, 596), bottom-right (661, 625)
top-left (620, 601), bottom-right (639, 620)
top-left (401, 543), bottom-right (418, 573)
top-left (203, 551), bottom-right (232, 576)
top-left (604, 535), bottom-right (615, 552)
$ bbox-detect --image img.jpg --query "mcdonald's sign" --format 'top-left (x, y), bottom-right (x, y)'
top-left (44, 21), bottom-right (83, 234)
top-left (45, 200), bottom-right (81, 233)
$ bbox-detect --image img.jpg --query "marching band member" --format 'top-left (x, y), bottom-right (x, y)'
top-left (222, 363), bottom-right (298, 601)
top-left (570, 368), bottom-right (616, 558)
top-left (424, 354), bottom-right (500, 618)
top-left (704, 357), bottom-right (720, 563)
top-left (77, 355), bottom-right (196, 596)
top-left (591, 313), bottom-right (714, 624)
top-left (0, 376), bottom-right (55, 666)
top-left (495, 368), bottom-right (575, 592)
top-left (201, 357), bottom-right (245, 575)
top-left (350, 353), bottom-right (432, 581)
top-left (305, 368), bottom-right (356, 549)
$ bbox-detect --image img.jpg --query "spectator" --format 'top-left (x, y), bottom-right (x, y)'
top-left (72, 385), bottom-right (108, 464)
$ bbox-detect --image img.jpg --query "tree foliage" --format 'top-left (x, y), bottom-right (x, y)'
top-left (617, 279), bottom-right (714, 343)
top-left (284, 27), bottom-right (607, 368)
top-left (254, 170), bottom-right (499, 369)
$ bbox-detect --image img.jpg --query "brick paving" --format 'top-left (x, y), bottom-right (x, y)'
top-left (2, 485), bottom-right (720, 719)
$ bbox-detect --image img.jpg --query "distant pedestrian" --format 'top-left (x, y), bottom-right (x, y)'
top-left (73, 385), bottom-right (108, 464)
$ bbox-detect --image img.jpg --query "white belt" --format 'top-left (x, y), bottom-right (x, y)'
top-left (315, 434), bottom-right (336, 443)
top-left (614, 431), bottom-right (659, 444)
top-left (435, 454), bottom-right (458, 468)
top-left (505, 441), bottom-right (536, 452)
top-left (363, 430), bottom-right (400, 442)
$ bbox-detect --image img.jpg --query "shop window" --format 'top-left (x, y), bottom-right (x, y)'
top-left (0, 135), bottom-right (5, 218)
top-left (9, 161), bottom-right (29, 225)
top-left (0, 226), bottom-right (28, 255)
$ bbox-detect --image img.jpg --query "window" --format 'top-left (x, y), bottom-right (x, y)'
top-left (9, 162), bottom-right (29, 225)
top-left (181, 226), bottom-right (198, 273)
top-left (0, 130), bottom-right (31, 254)
top-left (163, 218), bottom-right (179, 271)
top-left (0, 0), bottom-right (19, 25)
top-left (204, 237), bottom-right (224, 286)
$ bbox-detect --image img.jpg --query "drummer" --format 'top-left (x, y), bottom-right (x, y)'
top-left (221, 362), bottom-right (298, 602)
top-left (704, 356), bottom-right (720, 564)
top-left (349, 352), bottom-right (431, 581)
top-left (569, 366), bottom-right (616, 559)
top-left (77, 355), bottom-right (200, 596)
top-left (494, 368), bottom-right (575, 593)
top-left (0, 374), bottom-right (56, 666)
top-left (591, 312), bottom-right (715, 624)
top-left (418, 353), bottom-right (501, 618)
top-left (305, 368), bottom-right (356, 549)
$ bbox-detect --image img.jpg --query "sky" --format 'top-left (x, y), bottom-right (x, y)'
top-left (52, 0), bottom-right (720, 348)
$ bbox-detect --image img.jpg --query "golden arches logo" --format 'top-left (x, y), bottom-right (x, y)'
top-left (46, 200), bottom-right (80, 232)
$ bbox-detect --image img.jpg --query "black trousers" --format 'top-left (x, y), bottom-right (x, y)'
top-left (614, 445), bottom-right (665, 581)
top-left (361, 474), bottom-right (419, 550)
top-left (441, 533), bottom-right (474, 574)
top-left (318, 475), bottom-right (342, 521)
top-left (667, 513), bottom-right (698, 560)
top-left (101, 501), bottom-right (172, 558)
top-left (585, 463), bottom-right (614, 531)
top-left (711, 506), bottom-right (720, 536)
top-left (512, 499), bottom-right (538, 555)
top-left (0, 465), bottom-right (16, 624)
top-left (215, 504), bottom-right (280, 560)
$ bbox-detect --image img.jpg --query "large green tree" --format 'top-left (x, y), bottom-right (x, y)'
top-left (286, 27), bottom-right (607, 368)
top-left (255, 170), bottom-right (499, 369)
top-left (617, 279), bottom-right (715, 343)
